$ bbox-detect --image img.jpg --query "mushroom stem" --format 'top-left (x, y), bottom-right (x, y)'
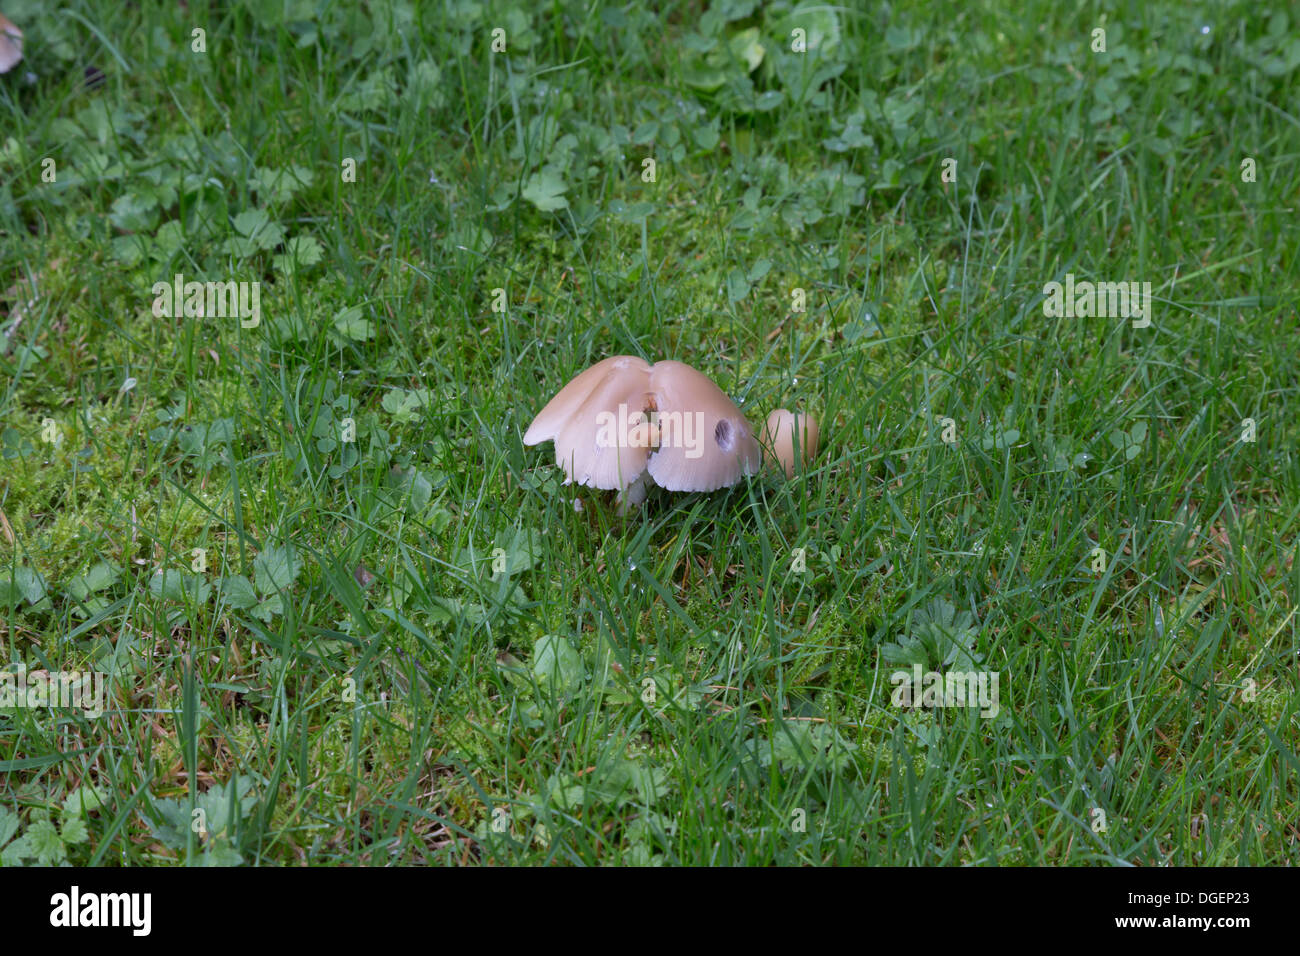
top-left (615, 470), bottom-right (653, 515)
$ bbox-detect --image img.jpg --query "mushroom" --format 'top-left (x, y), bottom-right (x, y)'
top-left (760, 409), bottom-right (820, 478)
top-left (0, 14), bottom-right (21, 74)
top-left (523, 356), bottom-right (761, 510)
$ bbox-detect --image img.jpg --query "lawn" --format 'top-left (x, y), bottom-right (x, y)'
top-left (0, 0), bottom-right (1297, 865)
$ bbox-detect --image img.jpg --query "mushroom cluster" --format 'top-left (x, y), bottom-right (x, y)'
top-left (523, 355), bottom-right (819, 510)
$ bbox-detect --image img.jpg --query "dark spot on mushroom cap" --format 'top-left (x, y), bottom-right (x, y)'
top-left (714, 419), bottom-right (734, 451)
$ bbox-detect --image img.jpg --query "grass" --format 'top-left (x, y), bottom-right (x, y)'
top-left (0, 0), bottom-right (1297, 865)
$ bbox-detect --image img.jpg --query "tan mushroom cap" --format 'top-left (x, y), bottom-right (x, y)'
top-left (760, 409), bottom-right (820, 478)
top-left (523, 356), bottom-right (761, 496)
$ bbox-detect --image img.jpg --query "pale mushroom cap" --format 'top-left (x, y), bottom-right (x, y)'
top-left (523, 355), bottom-right (652, 446)
top-left (524, 355), bottom-right (655, 491)
top-left (0, 14), bottom-right (22, 74)
top-left (523, 356), bottom-right (761, 495)
top-left (644, 361), bottom-right (760, 492)
top-left (761, 409), bottom-right (820, 478)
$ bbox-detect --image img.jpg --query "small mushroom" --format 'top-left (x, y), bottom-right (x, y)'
top-left (0, 14), bottom-right (21, 74)
top-left (523, 355), bottom-right (761, 510)
top-left (760, 409), bottom-right (820, 478)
